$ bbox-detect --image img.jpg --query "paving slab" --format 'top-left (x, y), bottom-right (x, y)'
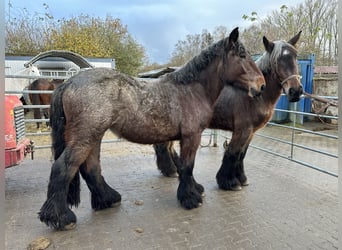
top-left (5, 127), bottom-right (338, 250)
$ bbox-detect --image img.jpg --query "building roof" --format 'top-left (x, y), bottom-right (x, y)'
top-left (314, 66), bottom-right (338, 74)
top-left (23, 50), bottom-right (94, 69)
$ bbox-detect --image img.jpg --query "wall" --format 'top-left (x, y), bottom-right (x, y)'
top-left (312, 73), bottom-right (338, 123)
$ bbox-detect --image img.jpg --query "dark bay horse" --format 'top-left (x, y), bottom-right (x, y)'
top-left (39, 27), bottom-right (265, 230)
top-left (154, 32), bottom-right (303, 190)
top-left (28, 79), bottom-right (64, 130)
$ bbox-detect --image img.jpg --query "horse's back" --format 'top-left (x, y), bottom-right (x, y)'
top-left (60, 68), bottom-right (185, 143)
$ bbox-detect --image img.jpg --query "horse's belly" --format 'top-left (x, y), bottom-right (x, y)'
top-left (113, 126), bottom-right (179, 144)
top-left (109, 114), bottom-right (180, 144)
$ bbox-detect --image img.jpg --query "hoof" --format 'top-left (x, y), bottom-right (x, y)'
top-left (91, 188), bottom-right (122, 210)
top-left (177, 185), bottom-right (203, 210)
top-left (167, 172), bottom-right (179, 178)
top-left (180, 198), bottom-right (203, 210)
top-left (230, 185), bottom-right (242, 191)
top-left (111, 201), bottom-right (121, 207)
top-left (238, 174), bottom-right (249, 187)
top-left (170, 172), bottom-right (179, 178)
top-left (39, 203), bottom-right (77, 230)
top-left (241, 180), bottom-right (249, 186)
top-left (64, 222), bottom-right (77, 230)
top-left (161, 169), bottom-right (178, 178)
top-left (217, 177), bottom-right (242, 191)
top-left (195, 182), bottom-right (205, 194)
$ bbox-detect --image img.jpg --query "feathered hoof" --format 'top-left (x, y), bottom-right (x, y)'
top-left (39, 201), bottom-right (77, 230)
top-left (91, 188), bottom-right (122, 211)
top-left (217, 177), bottom-right (242, 191)
top-left (179, 198), bottom-right (203, 210)
top-left (177, 183), bottom-right (203, 210)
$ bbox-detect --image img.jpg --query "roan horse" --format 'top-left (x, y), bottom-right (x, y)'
top-left (38, 27), bottom-right (265, 230)
top-left (28, 79), bottom-right (64, 130)
top-left (154, 32), bottom-right (303, 191)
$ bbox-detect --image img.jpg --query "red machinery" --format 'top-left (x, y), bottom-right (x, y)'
top-left (5, 95), bottom-right (34, 168)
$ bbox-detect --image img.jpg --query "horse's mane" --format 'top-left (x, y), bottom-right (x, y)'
top-left (256, 40), bottom-right (298, 73)
top-left (166, 38), bottom-right (245, 84)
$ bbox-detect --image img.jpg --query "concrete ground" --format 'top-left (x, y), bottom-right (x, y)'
top-left (5, 125), bottom-right (338, 250)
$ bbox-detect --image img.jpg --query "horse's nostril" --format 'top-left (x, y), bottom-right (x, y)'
top-left (289, 88), bottom-right (295, 95)
top-left (251, 87), bottom-right (261, 97)
top-left (299, 86), bottom-right (303, 93)
top-left (261, 84), bottom-right (266, 92)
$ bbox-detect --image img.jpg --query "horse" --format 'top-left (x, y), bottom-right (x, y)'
top-left (28, 79), bottom-right (64, 130)
top-left (5, 65), bottom-right (41, 105)
top-left (38, 27), bottom-right (266, 230)
top-left (154, 31), bottom-right (303, 191)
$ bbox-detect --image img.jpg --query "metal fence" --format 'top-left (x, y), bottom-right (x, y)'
top-left (5, 75), bottom-right (338, 178)
top-left (217, 97), bottom-right (338, 178)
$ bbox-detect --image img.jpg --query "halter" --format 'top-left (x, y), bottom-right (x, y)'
top-left (280, 74), bottom-right (302, 87)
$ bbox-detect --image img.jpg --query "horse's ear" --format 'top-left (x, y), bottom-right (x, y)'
top-left (229, 27), bottom-right (239, 43)
top-left (263, 36), bottom-right (274, 53)
top-left (225, 27), bottom-right (239, 50)
top-left (288, 31), bottom-right (302, 47)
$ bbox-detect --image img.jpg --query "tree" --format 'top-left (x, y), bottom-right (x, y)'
top-left (241, 0), bottom-right (338, 65)
top-left (5, 5), bottom-right (147, 75)
top-left (169, 29), bottom-right (214, 66)
top-left (5, 3), bottom-right (55, 55)
top-left (170, 0), bottom-right (337, 67)
top-left (46, 15), bottom-right (146, 75)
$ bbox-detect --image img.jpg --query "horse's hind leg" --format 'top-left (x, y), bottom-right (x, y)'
top-left (39, 147), bottom-right (90, 230)
top-left (43, 108), bottom-right (50, 128)
top-left (216, 129), bottom-right (253, 191)
top-left (80, 141), bottom-right (121, 210)
top-left (33, 108), bottom-right (42, 130)
top-left (154, 141), bottom-right (180, 177)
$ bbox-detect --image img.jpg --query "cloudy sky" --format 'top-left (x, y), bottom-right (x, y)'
top-left (7, 0), bottom-right (304, 63)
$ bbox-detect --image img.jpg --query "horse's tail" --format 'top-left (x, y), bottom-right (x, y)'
top-left (50, 83), bottom-right (67, 160)
top-left (50, 82), bottom-right (81, 207)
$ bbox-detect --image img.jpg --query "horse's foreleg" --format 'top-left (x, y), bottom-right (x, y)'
top-left (177, 135), bottom-right (203, 209)
top-left (39, 148), bottom-right (85, 230)
top-left (236, 144), bottom-right (251, 186)
top-left (216, 129), bottom-right (253, 191)
top-left (154, 141), bottom-right (179, 177)
top-left (80, 142), bottom-right (121, 210)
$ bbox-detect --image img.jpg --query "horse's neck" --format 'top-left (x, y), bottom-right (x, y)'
top-left (199, 66), bottom-right (225, 106)
top-left (262, 71), bottom-right (283, 107)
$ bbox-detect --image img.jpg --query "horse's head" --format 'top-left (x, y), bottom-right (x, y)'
top-left (28, 65), bottom-right (41, 77)
top-left (221, 27), bottom-right (265, 98)
top-left (263, 31), bottom-right (303, 102)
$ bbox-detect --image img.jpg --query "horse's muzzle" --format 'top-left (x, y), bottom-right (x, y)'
top-left (250, 83), bottom-right (266, 97)
top-left (287, 85), bottom-right (303, 102)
